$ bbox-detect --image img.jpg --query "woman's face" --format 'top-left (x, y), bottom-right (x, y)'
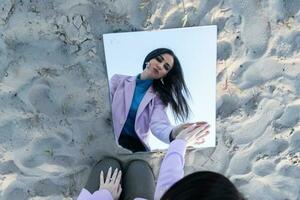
top-left (145, 53), bottom-right (174, 79)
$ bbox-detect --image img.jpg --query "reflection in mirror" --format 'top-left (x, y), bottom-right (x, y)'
top-left (103, 26), bottom-right (216, 152)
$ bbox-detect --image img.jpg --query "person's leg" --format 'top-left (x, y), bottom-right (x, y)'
top-left (85, 157), bottom-right (122, 193)
top-left (121, 160), bottom-right (155, 200)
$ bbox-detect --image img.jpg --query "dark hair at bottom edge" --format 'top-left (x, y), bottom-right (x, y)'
top-left (160, 171), bottom-right (246, 200)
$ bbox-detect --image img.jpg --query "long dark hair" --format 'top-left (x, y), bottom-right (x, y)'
top-left (161, 171), bottom-right (245, 200)
top-left (142, 48), bottom-right (190, 122)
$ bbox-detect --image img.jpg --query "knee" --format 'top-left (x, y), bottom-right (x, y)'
top-left (127, 160), bottom-right (151, 171)
top-left (93, 157), bottom-right (122, 172)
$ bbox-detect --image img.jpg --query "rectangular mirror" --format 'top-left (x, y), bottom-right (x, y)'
top-left (103, 26), bottom-right (216, 152)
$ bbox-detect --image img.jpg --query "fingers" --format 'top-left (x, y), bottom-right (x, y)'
top-left (195, 121), bottom-right (208, 126)
top-left (183, 121), bottom-right (207, 127)
top-left (183, 122), bottom-right (209, 130)
top-left (195, 137), bottom-right (205, 145)
top-left (193, 127), bottom-right (210, 141)
top-left (189, 125), bottom-right (209, 136)
top-left (100, 170), bottom-right (104, 185)
top-left (177, 122), bottom-right (211, 141)
top-left (111, 168), bottom-right (119, 183)
top-left (195, 125), bottom-right (210, 136)
top-left (182, 124), bottom-right (198, 137)
top-left (196, 130), bottom-right (210, 140)
top-left (197, 125), bottom-right (210, 135)
top-left (191, 121), bottom-right (208, 126)
top-left (117, 184), bottom-right (122, 197)
top-left (105, 167), bottom-right (112, 184)
top-left (102, 167), bottom-right (122, 183)
top-left (196, 123), bottom-right (210, 130)
top-left (185, 123), bottom-right (198, 131)
top-left (182, 123), bottom-right (194, 128)
top-left (114, 169), bottom-right (122, 185)
top-left (188, 126), bottom-right (210, 143)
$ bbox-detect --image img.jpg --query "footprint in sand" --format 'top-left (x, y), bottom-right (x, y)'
top-left (272, 32), bottom-right (300, 58)
top-left (0, 160), bottom-right (22, 175)
top-left (240, 175), bottom-right (299, 200)
top-left (32, 178), bottom-right (62, 196)
top-left (20, 137), bottom-right (62, 168)
top-left (284, 0), bottom-right (300, 18)
top-left (2, 182), bottom-right (29, 200)
top-left (277, 161), bottom-right (300, 178)
top-left (227, 138), bottom-right (288, 175)
top-left (289, 130), bottom-right (300, 153)
top-left (274, 99), bottom-right (300, 128)
top-left (252, 160), bottom-right (275, 176)
top-left (217, 41), bottom-right (232, 61)
top-left (230, 0), bottom-right (270, 59)
top-left (28, 79), bottom-right (58, 116)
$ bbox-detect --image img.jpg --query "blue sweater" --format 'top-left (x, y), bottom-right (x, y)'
top-left (122, 74), bottom-right (153, 138)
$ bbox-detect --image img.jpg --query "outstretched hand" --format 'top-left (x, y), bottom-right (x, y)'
top-left (172, 121), bottom-right (209, 139)
top-left (99, 167), bottom-right (122, 200)
top-left (176, 123), bottom-right (210, 146)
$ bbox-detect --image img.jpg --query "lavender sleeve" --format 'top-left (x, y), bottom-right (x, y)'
top-left (154, 139), bottom-right (187, 200)
top-left (109, 74), bottom-right (118, 103)
top-left (150, 96), bottom-right (176, 144)
top-left (77, 188), bottom-right (113, 200)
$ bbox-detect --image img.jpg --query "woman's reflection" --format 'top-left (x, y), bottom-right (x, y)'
top-left (109, 48), bottom-right (208, 152)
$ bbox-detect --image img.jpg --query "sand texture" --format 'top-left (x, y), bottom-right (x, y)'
top-left (1, 0), bottom-right (300, 199)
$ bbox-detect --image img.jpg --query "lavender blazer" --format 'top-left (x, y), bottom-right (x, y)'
top-left (109, 74), bottom-right (175, 150)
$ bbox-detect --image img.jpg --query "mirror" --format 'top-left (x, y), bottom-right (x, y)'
top-left (103, 26), bottom-right (216, 152)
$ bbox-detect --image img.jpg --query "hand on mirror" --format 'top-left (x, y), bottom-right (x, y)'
top-left (171, 121), bottom-right (209, 139)
top-left (99, 167), bottom-right (122, 200)
top-left (176, 123), bottom-right (210, 146)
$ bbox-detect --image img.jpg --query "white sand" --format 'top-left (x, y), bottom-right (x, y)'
top-left (1, 0), bottom-right (300, 199)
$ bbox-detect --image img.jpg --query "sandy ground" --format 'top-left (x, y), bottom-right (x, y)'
top-left (0, 0), bottom-right (300, 199)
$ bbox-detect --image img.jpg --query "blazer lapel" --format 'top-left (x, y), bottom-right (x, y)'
top-left (124, 76), bottom-right (136, 116)
top-left (136, 86), bottom-right (156, 118)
